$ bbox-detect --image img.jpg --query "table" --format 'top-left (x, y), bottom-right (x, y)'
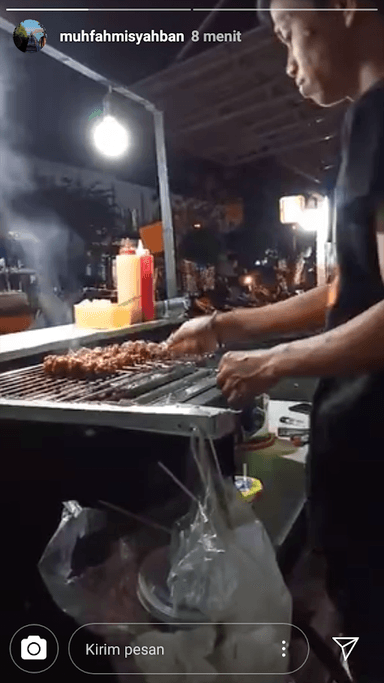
top-left (247, 400), bottom-right (309, 550)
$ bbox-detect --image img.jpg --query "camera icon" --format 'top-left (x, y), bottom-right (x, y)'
top-left (21, 635), bottom-right (47, 660)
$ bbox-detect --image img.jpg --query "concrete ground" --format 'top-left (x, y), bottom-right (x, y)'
top-left (269, 377), bottom-right (351, 680)
top-left (255, 375), bottom-right (343, 680)
top-left (286, 548), bottom-right (351, 682)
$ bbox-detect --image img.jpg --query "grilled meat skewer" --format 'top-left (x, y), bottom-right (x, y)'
top-left (43, 341), bottom-right (177, 378)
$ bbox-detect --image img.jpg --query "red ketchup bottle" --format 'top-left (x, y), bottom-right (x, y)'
top-left (137, 241), bottom-right (155, 321)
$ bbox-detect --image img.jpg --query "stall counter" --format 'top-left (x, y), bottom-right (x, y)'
top-left (0, 314), bottom-right (184, 364)
top-left (250, 400), bottom-right (308, 550)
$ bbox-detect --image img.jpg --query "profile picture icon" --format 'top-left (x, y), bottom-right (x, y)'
top-left (13, 19), bottom-right (47, 53)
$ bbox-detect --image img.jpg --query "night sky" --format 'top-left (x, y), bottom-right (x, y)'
top-left (3, 1), bottom-right (261, 188)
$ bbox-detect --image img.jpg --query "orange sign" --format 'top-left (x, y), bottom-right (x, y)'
top-left (139, 222), bottom-right (164, 254)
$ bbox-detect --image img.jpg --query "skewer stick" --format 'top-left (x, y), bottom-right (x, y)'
top-left (158, 461), bottom-right (200, 505)
top-left (243, 462), bottom-right (248, 488)
top-left (98, 500), bottom-right (171, 535)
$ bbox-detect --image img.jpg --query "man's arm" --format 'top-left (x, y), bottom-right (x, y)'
top-left (268, 206), bottom-right (384, 379)
top-left (271, 297), bottom-right (384, 378)
top-left (168, 280), bottom-right (330, 356)
top-left (214, 284), bottom-right (329, 344)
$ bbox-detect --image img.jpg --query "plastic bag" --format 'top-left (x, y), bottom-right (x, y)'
top-left (38, 500), bottom-right (110, 623)
top-left (38, 430), bottom-right (292, 680)
top-left (132, 626), bottom-right (218, 683)
top-left (167, 431), bottom-right (291, 626)
top-left (38, 500), bottom-right (161, 632)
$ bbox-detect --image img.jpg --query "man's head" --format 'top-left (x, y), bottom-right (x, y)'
top-left (257, 0), bottom-right (384, 106)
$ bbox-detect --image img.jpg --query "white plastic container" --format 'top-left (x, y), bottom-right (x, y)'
top-left (74, 299), bottom-right (138, 329)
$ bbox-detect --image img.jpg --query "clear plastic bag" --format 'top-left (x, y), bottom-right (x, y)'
top-left (166, 431), bottom-right (292, 625)
top-left (38, 500), bottom-right (162, 634)
top-left (38, 430), bottom-right (292, 679)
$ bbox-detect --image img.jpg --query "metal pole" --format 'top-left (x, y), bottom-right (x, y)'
top-left (152, 109), bottom-right (177, 300)
top-left (316, 197), bottom-right (329, 287)
top-left (1, 14), bottom-right (178, 301)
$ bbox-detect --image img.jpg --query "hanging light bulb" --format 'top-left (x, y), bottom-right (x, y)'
top-left (93, 116), bottom-right (129, 157)
top-left (92, 87), bottom-right (130, 158)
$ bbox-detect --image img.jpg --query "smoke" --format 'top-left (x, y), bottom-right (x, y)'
top-left (0, 30), bottom-right (84, 327)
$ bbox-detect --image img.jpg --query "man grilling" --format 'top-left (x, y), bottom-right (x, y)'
top-left (167, 1), bottom-right (384, 679)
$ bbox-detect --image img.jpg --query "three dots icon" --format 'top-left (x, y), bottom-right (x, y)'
top-left (282, 641), bottom-right (287, 657)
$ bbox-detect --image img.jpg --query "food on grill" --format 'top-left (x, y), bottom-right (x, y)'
top-left (43, 341), bottom-right (176, 378)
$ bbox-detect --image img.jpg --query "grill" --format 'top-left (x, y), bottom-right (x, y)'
top-left (0, 358), bottom-right (237, 438)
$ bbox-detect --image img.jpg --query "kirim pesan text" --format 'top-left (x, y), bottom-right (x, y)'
top-left (86, 643), bottom-right (165, 657)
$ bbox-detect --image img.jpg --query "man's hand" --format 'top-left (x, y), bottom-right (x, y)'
top-left (217, 349), bottom-right (280, 407)
top-left (166, 315), bottom-right (219, 356)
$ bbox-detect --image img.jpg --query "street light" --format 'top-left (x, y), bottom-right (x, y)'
top-left (92, 87), bottom-right (130, 158)
top-left (93, 115), bottom-right (130, 158)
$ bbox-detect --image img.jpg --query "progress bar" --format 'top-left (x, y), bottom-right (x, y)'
top-left (6, 7), bottom-right (193, 11)
top-left (195, 5), bottom-right (378, 8)
top-left (5, 6), bottom-right (379, 10)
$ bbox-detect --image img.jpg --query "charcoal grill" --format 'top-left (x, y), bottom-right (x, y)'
top-left (0, 358), bottom-right (237, 438)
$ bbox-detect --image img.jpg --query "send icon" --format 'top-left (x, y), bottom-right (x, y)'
top-left (332, 637), bottom-right (359, 662)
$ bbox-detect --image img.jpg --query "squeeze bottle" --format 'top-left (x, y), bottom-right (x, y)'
top-left (137, 240), bottom-right (155, 321)
top-left (115, 240), bottom-right (142, 322)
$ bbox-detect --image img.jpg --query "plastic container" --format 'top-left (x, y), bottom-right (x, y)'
top-left (234, 476), bottom-right (263, 503)
top-left (74, 299), bottom-right (138, 329)
top-left (115, 240), bottom-right (142, 323)
top-left (137, 546), bottom-right (210, 628)
top-left (137, 240), bottom-right (155, 322)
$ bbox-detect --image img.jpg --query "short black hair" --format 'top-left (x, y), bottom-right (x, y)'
top-left (257, 0), bottom-right (384, 28)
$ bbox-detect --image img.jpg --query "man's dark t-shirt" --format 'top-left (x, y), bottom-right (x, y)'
top-left (307, 79), bottom-right (384, 549)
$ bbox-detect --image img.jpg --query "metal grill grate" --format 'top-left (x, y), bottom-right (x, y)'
top-left (0, 358), bottom-right (236, 438)
top-left (0, 361), bottom-right (220, 406)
